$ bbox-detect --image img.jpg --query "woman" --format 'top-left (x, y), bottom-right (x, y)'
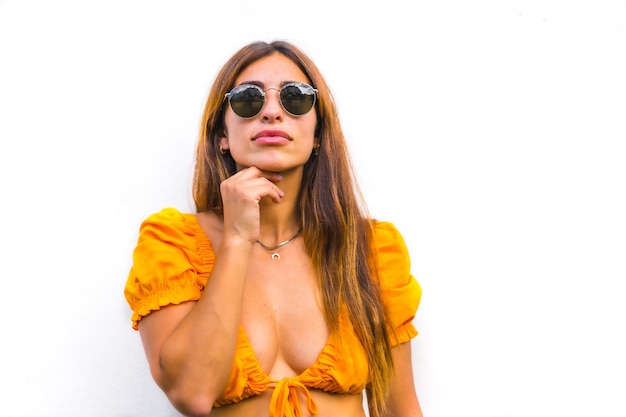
top-left (124, 40), bottom-right (423, 417)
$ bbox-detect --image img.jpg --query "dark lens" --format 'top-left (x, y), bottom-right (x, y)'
top-left (229, 85), bottom-right (264, 118)
top-left (280, 83), bottom-right (316, 116)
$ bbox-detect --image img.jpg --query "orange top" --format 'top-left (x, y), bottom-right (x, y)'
top-left (124, 208), bottom-right (421, 417)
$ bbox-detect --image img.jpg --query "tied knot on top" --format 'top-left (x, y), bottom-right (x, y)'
top-left (269, 377), bottom-right (319, 417)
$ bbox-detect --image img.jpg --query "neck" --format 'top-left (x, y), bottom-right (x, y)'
top-left (258, 169), bottom-right (302, 242)
top-left (258, 205), bottom-right (300, 243)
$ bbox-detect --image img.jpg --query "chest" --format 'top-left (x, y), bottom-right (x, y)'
top-left (241, 246), bottom-right (329, 377)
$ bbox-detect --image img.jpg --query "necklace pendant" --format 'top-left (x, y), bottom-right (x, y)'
top-left (256, 228), bottom-right (302, 261)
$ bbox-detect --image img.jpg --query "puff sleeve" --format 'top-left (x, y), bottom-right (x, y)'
top-left (124, 208), bottom-right (215, 330)
top-left (373, 221), bottom-right (422, 346)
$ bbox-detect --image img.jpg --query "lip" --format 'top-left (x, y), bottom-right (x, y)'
top-left (252, 130), bottom-right (291, 145)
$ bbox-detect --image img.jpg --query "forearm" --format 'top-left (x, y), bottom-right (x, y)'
top-left (383, 342), bottom-right (423, 417)
top-left (155, 237), bottom-right (253, 414)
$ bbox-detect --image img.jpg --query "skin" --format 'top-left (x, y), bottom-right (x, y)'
top-left (137, 53), bottom-right (423, 417)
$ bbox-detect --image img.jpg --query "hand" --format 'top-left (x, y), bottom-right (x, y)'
top-left (219, 166), bottom-right (284, 244)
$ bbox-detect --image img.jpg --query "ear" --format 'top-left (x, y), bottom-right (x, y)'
top-left (219, 137), bottom-right (229, 152)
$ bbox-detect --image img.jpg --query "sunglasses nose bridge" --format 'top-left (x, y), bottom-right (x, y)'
top-left (263, 87), bottom-right (281, 100)
top-left (261, 87), bottom-right (284, 114)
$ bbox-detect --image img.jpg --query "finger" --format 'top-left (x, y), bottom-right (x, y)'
top-left (221, 167), bottom-right (284, 204)
top-left (233, 166), bottom-right (282, 182)
top-left (243, 166), bottom-right (284, 184)
top-left (266, 182), bottom-right (283, 203)
top-left (237, 168), bottom-right (284, 198)
top-left (263, 171), bottom-right (284, 183)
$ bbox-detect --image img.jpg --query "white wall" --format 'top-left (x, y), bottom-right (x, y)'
top-left (1, 1), bottom-right (625, 416)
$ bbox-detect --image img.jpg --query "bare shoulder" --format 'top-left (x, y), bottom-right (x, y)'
top-left (195, 210), bottom-right (224, 249)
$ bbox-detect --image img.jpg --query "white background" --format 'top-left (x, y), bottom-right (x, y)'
top-left (1, 0), bottom-right (625, 416)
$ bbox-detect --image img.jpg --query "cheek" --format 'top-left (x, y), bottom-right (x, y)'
top-left (302, 113), bottom-right (318, 138)
top-left (223, 114), bottom-right (249, 140)
top-left (223, 111), bottom-right (237, 135)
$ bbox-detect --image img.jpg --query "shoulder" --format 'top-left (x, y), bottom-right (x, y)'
top-left (371, 220), bottom-right (422, 344)
top-left (371, 220), bottom-right (411, 283)
top-left (371, 221), bottom-right (408, 249)
top-left (124, 208), bottom-right (214, 330)
top-left (139, 207), bottom-right (198, 235)
top-left (132, 207), bottom-right (212, 271)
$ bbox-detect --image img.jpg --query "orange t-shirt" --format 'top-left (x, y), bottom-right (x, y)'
top-left (124, 208), bottom-right (421, 416)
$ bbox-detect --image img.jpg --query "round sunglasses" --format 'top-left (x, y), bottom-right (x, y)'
top-left (224, 82), bottom-right (318, 119)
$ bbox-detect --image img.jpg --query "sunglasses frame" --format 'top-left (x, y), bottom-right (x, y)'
top-left (224, 82), bottom-right (318, 119)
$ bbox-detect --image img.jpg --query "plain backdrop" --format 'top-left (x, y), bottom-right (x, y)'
top-left (1, 0), bottom-right (625, 416)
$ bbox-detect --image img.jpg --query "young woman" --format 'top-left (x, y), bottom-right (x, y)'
top-left (124, 40), bottom-right (423, 417)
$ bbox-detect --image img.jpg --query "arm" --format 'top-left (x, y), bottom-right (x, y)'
top-left (138, 235), bottom-right (253, 417)
top-left (137, 168), bottom-right (284, 417)
top-left (383, 341), bottom-right (424, 417)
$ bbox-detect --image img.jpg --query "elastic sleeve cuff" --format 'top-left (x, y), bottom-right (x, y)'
top-left (389, 322), bottom-right (418, 346)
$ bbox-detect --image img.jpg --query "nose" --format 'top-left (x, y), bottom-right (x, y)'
top-left (260, 88), bottom-right (283, 120)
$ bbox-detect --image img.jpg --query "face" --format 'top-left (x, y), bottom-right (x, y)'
top-left (220, 53), bottom-right (318, 173)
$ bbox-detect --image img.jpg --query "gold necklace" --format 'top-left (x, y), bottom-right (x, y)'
top-left (256, 228), bottom-right (302, 260)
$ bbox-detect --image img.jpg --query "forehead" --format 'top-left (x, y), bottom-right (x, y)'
top-left (235, 53), bottom-right (309, 86)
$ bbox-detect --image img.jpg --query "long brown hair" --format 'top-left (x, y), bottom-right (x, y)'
top-left (192, 40), bottom-right (394, 417)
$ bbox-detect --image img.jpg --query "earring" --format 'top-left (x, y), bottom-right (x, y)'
top-left (219, 144), bottom-right (227, 155)
top-left (313, 145), bottom-right (320, 156)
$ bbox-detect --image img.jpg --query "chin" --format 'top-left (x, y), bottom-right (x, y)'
top-left (233, 147), bottom-right (312, 171)
top-left (258, 163), bottom-right (291, 173)
top-left (239, 157), bottom-right (308, 173)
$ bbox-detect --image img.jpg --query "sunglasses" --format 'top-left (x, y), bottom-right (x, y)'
top-left (224, 82), bottom-right (318, 118)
